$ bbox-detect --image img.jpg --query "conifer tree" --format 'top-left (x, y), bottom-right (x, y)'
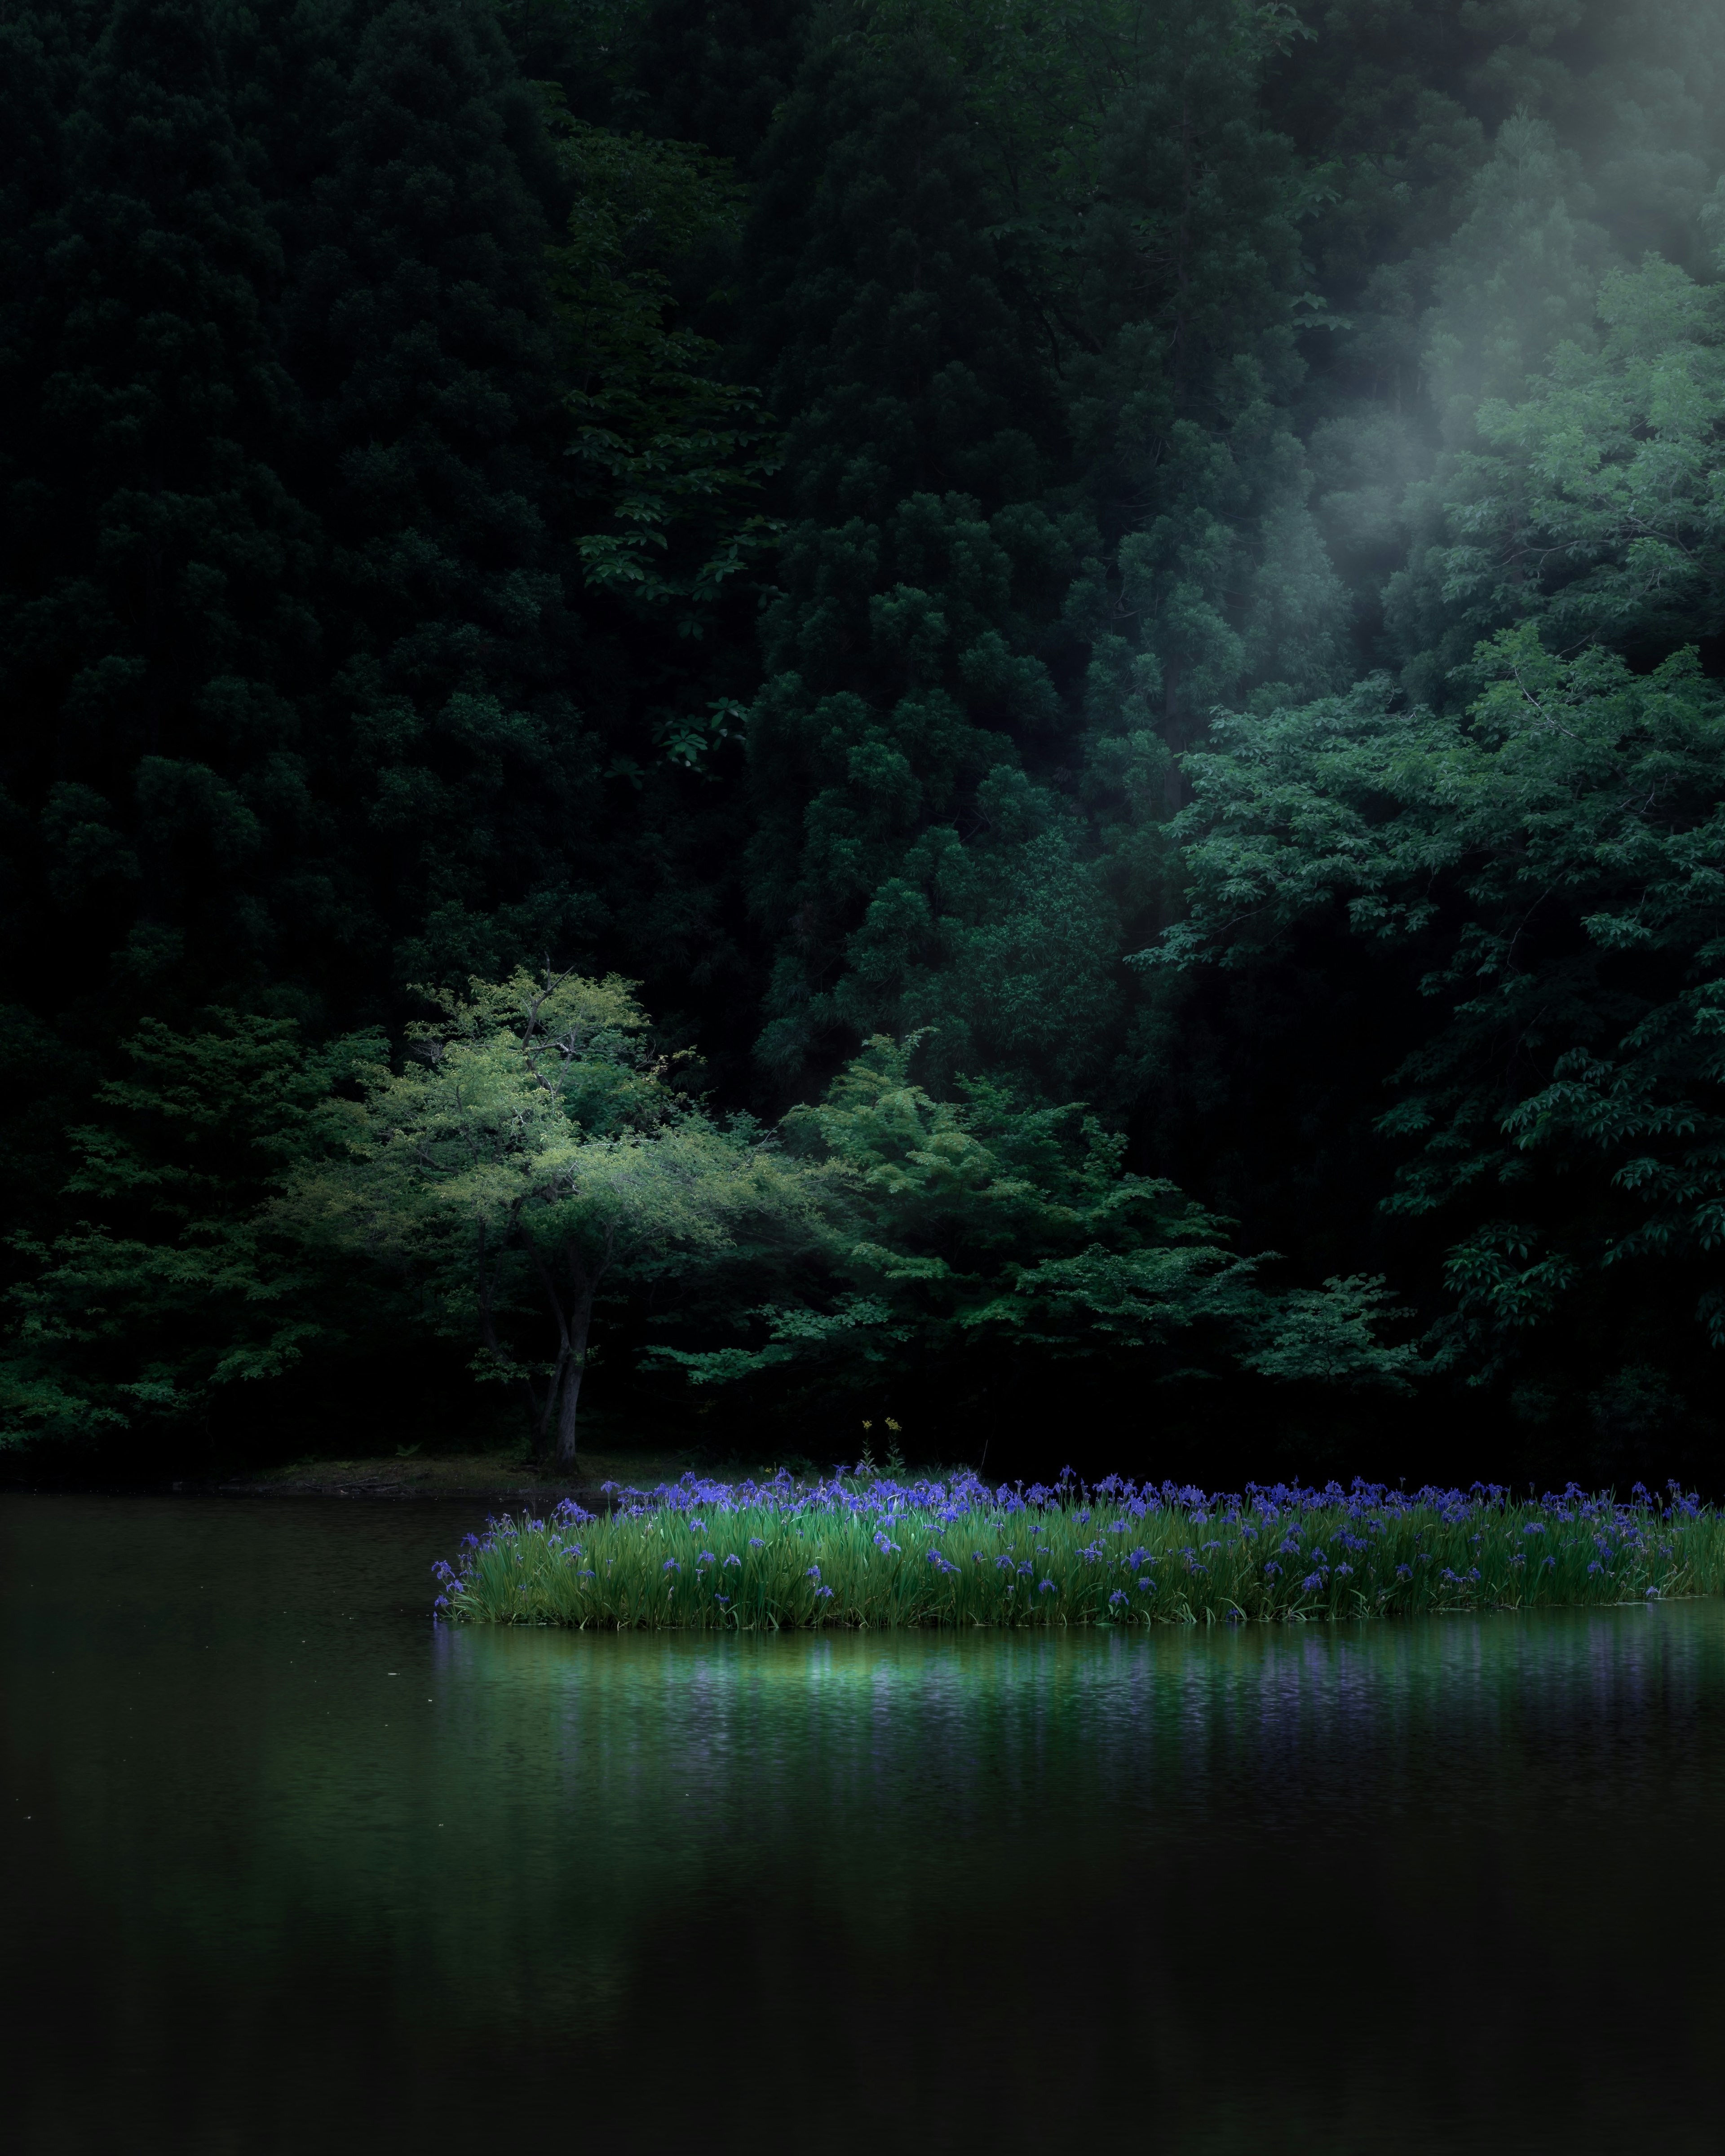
top-left (284, 0), bottom-right (602, 1000)
top-left (1, 0), bottom-right (319, 1020)
top-left (1072, 0), bottom-right (1349, 736)
top-left (0, 4), bottom-right (96, 1237)
top-left (738, 18), bottom-right (1088, 1082)
top-left (629, 0), bottom-right (811, 167)
top-left (1384, 112), bottom-right (1617, 702)
top-left (739, 0), bottom-right (1354, 1099)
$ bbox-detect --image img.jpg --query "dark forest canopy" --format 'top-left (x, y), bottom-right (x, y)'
top-left (4, 0), bottom-right (1725, 1484)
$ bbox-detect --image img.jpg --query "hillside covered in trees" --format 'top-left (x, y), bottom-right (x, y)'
top-left (4, 0), bottom-right (1725, 1486)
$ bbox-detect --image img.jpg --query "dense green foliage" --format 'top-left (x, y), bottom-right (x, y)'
top-left (655, 1033), bottom-right (1414, 1401)
top-left (1149, 630), bottom-right (1725, 1407)
top-left (287, 968), bottom-right (822, 1458)
top-left (5, 0), bottom-right (1725, 1482)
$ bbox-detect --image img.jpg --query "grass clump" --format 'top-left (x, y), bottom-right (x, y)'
top-left (433, 1469), bottom-right (1725, 1629)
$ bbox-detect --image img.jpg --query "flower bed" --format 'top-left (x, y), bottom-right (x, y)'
top-left (433, 1470), bottom-right (1725, 1627)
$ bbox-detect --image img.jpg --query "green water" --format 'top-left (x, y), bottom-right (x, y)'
top-left (3, 1494), bottom-right (1723, 2155)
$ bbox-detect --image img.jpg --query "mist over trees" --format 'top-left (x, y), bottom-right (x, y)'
top-left (4, 0), bottom-right (1725, 1484)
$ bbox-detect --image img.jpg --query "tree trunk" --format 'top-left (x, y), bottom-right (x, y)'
top-left (477, 1217), bottom-right (543, 1440)
top-left (526, 1240), bottom-right (574, 1466)
top-left (526, 1236), bottom-right (604, 1471)
top-left (554, 1268), bottom-right (595, 1469)
top-left (535, 1341), bottom-right (569, 1462)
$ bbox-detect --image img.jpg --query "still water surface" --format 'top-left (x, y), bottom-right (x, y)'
top-left (2, 1494), bottom-right (1722, 2154)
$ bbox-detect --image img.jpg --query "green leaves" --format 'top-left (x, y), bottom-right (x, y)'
top-left (1422, 256), bottom-right (1725, 664)
top-left (1147, 626), bottom-right (1725, 1373)
top-left (662, 1033), bottom-right (1415, 1396)
top-left (0, 1012), bottom-right (382, 1443)
top-left (297, 967), bottom-right (825, 1454)
top-left (548, 111), bottom-right (782, 621)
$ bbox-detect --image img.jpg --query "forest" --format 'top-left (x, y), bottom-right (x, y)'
top-left (3, 0), bottom-right (1724, 1489)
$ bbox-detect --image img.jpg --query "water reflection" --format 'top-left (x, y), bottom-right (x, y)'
top-left (2, 1497), bottom-right (1722, 2155)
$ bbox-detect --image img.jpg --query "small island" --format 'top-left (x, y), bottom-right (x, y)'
top-left (435, 1471), bottom-right (1725, 1628)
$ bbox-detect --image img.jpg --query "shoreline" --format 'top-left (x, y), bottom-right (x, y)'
top-left (213, 1447), bottom-right (783, 1508)
top-left (0, 1449), bottom-right (716, 1510)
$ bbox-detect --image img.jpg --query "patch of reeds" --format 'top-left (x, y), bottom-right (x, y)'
top-left (433, 1469), bottom-right (1725, 1628)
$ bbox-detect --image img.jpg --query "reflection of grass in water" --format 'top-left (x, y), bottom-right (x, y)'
top-left (437, 1469), bottom-right (1725, 1627)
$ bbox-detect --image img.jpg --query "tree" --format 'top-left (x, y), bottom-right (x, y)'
top-left (736, 0), bottom-right (1358, 1091)
top-left (736, 15), bottom-right (1088, 1080)
top-left (659, 1032), bottom-right (1416, 1406)
top-left (0, 1012), bottom-right (381, 1446)
top-left (1070, 0), bottom-right (1350, 733)
top-left (1380, 110), bottom-right (1618, 701)
top-left (301, 968), bottom-right (822, 1463)
top-left (547, 107), bottom-right (781, 624)
top-left (0, 0), bottom-right (324, 1022)
top-left (1143, 624), bottom-right (1725, 1437)
top-left (283, 0), bottom-right (601, 997)
top-left (1414, 252), bottom-right (1725, 668)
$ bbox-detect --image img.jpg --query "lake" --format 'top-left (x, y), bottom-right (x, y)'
top-left (3, 1493), bottom-right (1722, 2154)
